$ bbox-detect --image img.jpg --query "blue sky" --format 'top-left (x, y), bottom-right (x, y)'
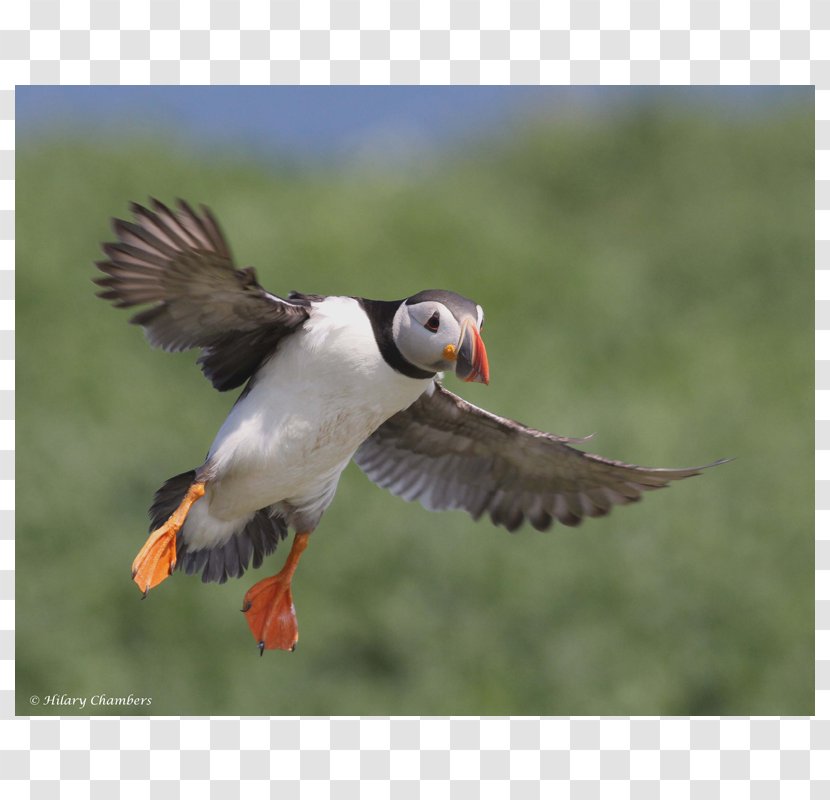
top-left (16, 85), bottom-right (808, 164)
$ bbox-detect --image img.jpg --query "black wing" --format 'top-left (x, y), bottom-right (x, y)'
top-left (354, 382), bottom-right (725, 532)
top-left (94, 198), bottom-right (310, 391)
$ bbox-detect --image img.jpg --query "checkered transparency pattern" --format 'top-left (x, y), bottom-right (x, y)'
top-left (0, 65), bottom-right (14, 750)
top-left (2, 1), bottom-right (825, 85)
top-left (1, 0), bottom-right (828, 796)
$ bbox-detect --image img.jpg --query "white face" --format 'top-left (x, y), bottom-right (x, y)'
top-left (392, 300), bottom-right (466, 372)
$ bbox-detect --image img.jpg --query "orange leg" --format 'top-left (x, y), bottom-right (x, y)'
top-left (131, 481), bottom-right (206, 596)
top-left (242, 531), bottom-right (311, 654)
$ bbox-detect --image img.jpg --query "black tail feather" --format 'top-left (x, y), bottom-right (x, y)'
top-left (148, 470), bottom-right (287, 585)
top-left (149, 470), bottom-right (197, 530)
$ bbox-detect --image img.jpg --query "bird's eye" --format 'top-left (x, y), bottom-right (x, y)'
top-left (424, 311), bottom-right (440, 333)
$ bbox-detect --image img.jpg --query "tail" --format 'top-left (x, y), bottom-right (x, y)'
top-left (149, 470), bottom-right (288, 584)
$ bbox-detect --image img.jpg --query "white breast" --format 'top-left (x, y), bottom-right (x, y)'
top-left (202, 296), bottom-right (431, 522)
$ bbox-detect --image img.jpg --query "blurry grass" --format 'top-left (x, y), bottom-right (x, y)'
top-left (16, 99), bottom-right (813, 715)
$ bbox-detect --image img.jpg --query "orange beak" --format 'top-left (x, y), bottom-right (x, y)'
top-left (455, 321), bottom-right (490, 385)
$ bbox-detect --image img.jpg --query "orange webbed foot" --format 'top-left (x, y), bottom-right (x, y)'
top-left (131, 481), bottom-right (205, 596)
top-left (242, 531), bottom-right (310, 653)
top-left (131, 523), bottom-right (178, 596)
top-left (242, 574), bottom-right (299, 653)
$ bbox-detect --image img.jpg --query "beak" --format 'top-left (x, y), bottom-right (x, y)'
top-left (455, 320), bottom-right (490, 384)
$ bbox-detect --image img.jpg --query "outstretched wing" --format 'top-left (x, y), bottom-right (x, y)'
top-left (355, 381), bottom-right (724, 532)
top-left (94, 198), bottom-right (309, 391)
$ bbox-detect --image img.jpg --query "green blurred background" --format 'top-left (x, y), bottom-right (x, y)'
top-left (16, 88), bottom-right (814, 715)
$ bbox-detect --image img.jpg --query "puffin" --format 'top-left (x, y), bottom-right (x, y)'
top-left (95, 199), bottom-right (724, 653)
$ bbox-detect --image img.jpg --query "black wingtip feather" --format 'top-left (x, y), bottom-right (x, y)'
top-left (530, 513), bottom-right (554, 532)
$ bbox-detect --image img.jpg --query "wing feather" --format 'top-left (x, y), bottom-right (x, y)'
top-left (95, 199), bottom-right (310, 391)
top-left (354, 381), bottom-right (726, 532)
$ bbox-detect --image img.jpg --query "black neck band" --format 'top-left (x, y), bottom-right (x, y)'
top-left (357, 298), bottom-right (436, 381)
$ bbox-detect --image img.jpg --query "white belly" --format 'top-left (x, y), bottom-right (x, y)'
top-left (202, 296), bottom-right (430, 522)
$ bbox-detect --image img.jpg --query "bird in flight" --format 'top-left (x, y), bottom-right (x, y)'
top-left (95, 199), bottom-right (724, 653)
